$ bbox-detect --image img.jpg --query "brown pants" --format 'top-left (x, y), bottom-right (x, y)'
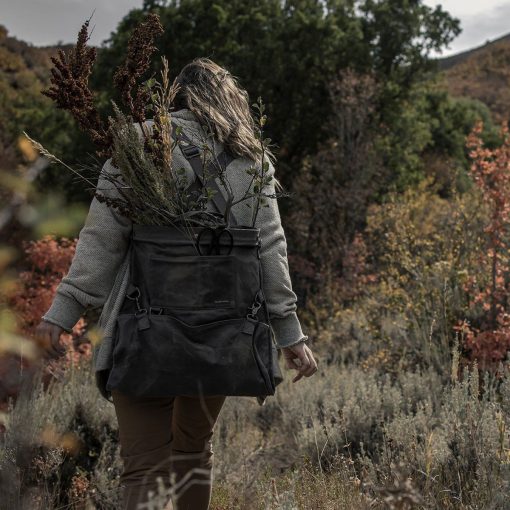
top-left (111, 389), bottom-right (226, 510)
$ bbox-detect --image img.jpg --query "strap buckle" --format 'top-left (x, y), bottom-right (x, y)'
top-left (126, 285), bottom-right (141, 300)
top-left (126, 285), bottom-right (144, 312)
top-left (247, 289), bottom-right (263, 320)
top-left (135, 308), bottom-right (150, 331)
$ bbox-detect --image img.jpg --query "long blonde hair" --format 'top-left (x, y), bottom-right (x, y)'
top-left (172, 57), bottom-right (275, 165)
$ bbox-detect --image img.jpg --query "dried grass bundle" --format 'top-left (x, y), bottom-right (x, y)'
top-left (31, 12), bottom-right (284, 229)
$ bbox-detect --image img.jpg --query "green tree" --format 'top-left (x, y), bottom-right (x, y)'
top-left (90, 0), bottom-right (460, 188)
top-left (372, 82), bottom-right (498, 195)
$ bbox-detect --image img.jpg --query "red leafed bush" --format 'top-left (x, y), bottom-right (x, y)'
top-left (455, 318), bottom-right (510, 371)
top-left (459, 121), bottom-right (510, 368)
top-left (1, 235), bottom-right (90, 413)
top-left (11, 234), bottom-right (91, 359)
top-left (11, 235), bottom-right (77, 333)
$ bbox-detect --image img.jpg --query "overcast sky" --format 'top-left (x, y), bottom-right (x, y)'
top-left (1, 0), bottom-right (510, 57)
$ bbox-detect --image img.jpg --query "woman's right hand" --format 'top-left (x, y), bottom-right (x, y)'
top-left (34, 320), bottom-right (67, 359)
top-left (281, 341), bottom-right (318, 383)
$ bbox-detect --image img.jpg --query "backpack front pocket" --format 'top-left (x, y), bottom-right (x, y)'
top-left (147, 254), bottom-right (237, 310)
top-left (106, 312), bottom-right (274, 397)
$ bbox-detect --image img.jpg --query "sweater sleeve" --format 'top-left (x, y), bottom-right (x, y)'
top-left (42, 158), bottom-right (133, 333)
top-left (255, 158), bottom-right (309, 349)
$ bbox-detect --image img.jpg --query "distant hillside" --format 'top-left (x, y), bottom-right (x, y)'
top-left (438, 33), bottom-right (510, 123)
top-left (0, 24), bottom-right (71, 168)
top-left (0, 25), bottom-right (69, 81)
top-left (437, 33), bottom-right (510, 71)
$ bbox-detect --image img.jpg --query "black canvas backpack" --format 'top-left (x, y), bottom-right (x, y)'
top-left (105, 121), bottom-right (284, 399)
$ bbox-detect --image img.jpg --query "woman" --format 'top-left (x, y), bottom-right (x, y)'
top-left (35, 57), bottom-right (318, 510)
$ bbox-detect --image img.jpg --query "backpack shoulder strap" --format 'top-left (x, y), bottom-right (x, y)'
top-left (171, 121), bottom-right (238, 227)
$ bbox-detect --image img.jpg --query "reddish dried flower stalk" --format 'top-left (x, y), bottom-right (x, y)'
top-left (41, 17), bottom-right (112, 158)
top-left (113, 12), bottom-right (164, 124)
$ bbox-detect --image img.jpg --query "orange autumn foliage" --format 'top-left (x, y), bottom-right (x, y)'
top-left (1, 235), bottom-right (91, 416)
top-left (458, 121), bottom-right (510, 369)
top-left (11, 235), bottom-right (77, 333)
top-left (10, 234), bottom-right (91, 361)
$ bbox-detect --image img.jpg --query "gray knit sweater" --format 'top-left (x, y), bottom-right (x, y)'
top-left (42, 108), bottom-right (308, 405)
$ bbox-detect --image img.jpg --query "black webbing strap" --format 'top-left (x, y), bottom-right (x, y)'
top-left (171, 121), bottom-right (238, 226)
